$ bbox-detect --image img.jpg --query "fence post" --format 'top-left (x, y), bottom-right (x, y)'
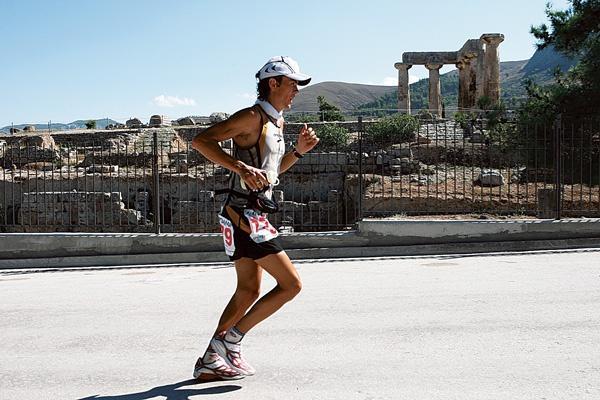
top-left (358, 116), bottom-right (363, 222)
top-left (152, 131), bottom-right (161, 234)
top-left (554, 113), bottom-right (562, 220)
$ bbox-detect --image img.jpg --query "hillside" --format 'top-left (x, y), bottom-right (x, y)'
top-left (293, 45), bottom-right (576, 113)
top-left (1, 118), bottom-right (119, 133)
top-left (290, 82), bottom-right (395, 112)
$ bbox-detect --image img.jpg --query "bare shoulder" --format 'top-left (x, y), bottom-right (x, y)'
top-left (228, 106), bottom-right (262, 129)
top-left (223, 106), bottom-right (262, 146)
top-left (195, 106), bottom-right (261, 143)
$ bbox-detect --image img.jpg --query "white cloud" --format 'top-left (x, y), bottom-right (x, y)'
top-left (153, 95), bottom-right (196, 108)
top-left (409, 74), bottom-right (420, 84)
top-left (238, 92), bottom-right (255, 100)
top-left (382, 75), bottom-right (420, 85)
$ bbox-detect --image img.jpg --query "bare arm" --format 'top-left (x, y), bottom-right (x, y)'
top-left (279, 151), bottom-right (300, 174)
top-left (191, 108), bottom-right (268, 190)
top-left (279, 123), bottom-right (319, 174)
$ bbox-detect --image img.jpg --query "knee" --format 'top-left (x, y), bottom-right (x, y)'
top-left (236, 286), bottom-right (260, 304)
top-left (283, 278), bottom-right (302, 299)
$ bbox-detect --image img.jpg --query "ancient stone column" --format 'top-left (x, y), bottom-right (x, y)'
top-left (468, 55), bottom-right (480, 108)
top-left (481, 33), bottom-right (505, 103)
top-left (473, 48), bottom-right (485, 103)
top-left (456, 59), bottom-right (469, 110)
top-left (425, 63), bottom-right (443, 117)
top-left (394, 62), bottom-right (412, 114)
top-left (461, 53), bottom-right (478, 109)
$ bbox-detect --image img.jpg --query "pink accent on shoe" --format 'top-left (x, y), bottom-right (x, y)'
top-left (193, 353), bottom-right (245, 381)
top-left (210, 337), bottom-right (256, 376)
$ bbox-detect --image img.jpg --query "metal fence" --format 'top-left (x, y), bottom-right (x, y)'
top-left (0, 114), bottom-right (599, 233)
top-left (355, 115), bottom-right (600, 219)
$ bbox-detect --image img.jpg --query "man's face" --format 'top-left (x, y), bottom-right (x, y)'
top-left (270, 76), bottom-right (299, 110)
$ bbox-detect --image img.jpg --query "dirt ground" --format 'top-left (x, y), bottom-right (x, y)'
top-left (363, 172), bottom-right (600, 218)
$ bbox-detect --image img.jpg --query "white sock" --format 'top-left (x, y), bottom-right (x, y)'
top-left (225, 327), bottom-right (245, 343)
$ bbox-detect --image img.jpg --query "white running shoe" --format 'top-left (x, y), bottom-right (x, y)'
top-left (193, 351), bottom-right (245, 381)
top-left (210, 336), bottom-right (256, 376)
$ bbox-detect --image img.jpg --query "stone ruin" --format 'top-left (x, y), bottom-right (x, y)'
top-left (0, 125), bottom-right (364, 232)
top-left (149, 115), bottom-right (171, 128)
top-left (395, 33), bottom-right (504, 116)
top-left (18, 191), bottom-right (143, 231)
top-left (126, 118), bottom-right (143, 128)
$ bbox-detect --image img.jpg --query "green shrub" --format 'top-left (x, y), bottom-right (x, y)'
top-left (453, 111), bottom-right (477, 130)
top-left (316, 124), bottom-right (349, 150)
top-left (85, 120), bottom-right (96, 129)
top-left (416, 110), bottom-right (435, 121)
top-left (365, 114), bottom-right (419, 143)
top-left (487, 122), bottom-right (520, 151)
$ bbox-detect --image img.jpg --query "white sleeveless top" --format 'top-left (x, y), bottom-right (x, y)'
top-left (225, 102), bottom-right (286, 208)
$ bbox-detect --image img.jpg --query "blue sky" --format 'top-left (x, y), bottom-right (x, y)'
top-left (0, 0), bottom-right (569, 127)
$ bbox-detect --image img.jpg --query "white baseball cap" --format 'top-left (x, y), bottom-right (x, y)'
top-left (255, 56), bottom-right (311, 86)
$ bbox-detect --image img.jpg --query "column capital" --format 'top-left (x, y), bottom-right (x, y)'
top-left (480, 33), bottom-right (505, 46)
top-left (424, 63), bottom-right (443, 71)
top-left (456, 57), bottom-right (473, 69)
top-left (463, 51), bottom-right (478, 60)
top-left (394, 62), bottom-right (412, 70)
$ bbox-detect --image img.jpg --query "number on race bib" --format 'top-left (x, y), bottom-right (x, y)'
top-left (243, 209), bottom-right (278, 243)
top-left (219, 215), bottom-right (236, 256)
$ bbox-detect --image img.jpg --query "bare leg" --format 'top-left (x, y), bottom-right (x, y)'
top-left (234, 251), bottom-right (302, 334)
top-left (213, 257), bottom-right (262, 337)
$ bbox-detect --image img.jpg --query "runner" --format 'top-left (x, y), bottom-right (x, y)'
top-left (191, 56), bottom-right (319, 380)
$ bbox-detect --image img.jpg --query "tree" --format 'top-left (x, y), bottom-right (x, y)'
top-left (85, 120), bottom-right (96, 129)
top-left (317, 96), bottom-right (345, 122)
top-left (517, 1), bottom-right (600, 186)
top-left (316, 124), bottom-right (350, 150)
top-left (364, 114), bottom-right (419, 144)
top-left (526, 0), bottom-right (600, 118)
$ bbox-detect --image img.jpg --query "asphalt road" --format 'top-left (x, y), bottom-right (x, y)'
top-left (1, 249), bottom-right (599, 400)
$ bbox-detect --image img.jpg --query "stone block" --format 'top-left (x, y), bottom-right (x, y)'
top-left (86, 165), bottom-right (119, 174)
top-left (296, 152), bottom-right (349, 166)
top-left (170, 200), bottom-right (218, 227)
top-left (388, 146), bottom-right (413, 159)
top-left (195, 190), bottom-right (215, 203)
top-left (79, 151), bottom-right (154, 168)
top-left (18, 191), bottom-right (142, 227)
top-left (537, 188), bottom-right (557, 219)
top-left (476, 169), bottom-right (504, 187)
top-left (2, 146), bottom-right (60, 167)
top-left (135, 191), bottom-right (150, 215)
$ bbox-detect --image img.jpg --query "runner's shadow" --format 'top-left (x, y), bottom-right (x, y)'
top-left (78, 378), bottom-right (242, 400)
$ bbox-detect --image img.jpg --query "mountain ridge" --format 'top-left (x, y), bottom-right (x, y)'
top-left (1, 119), bottom-right (119, 134)
top-left (291, 45), bottom-right (576, 112)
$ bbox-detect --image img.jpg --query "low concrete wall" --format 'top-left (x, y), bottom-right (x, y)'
top-left (1, 219), bottom-right (599, 269)
top-left (358, 218), bottom-right (600, 245)
top-left (0, 231), bottom-right (361, 261)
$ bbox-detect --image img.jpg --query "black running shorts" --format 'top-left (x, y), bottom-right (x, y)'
top-left (219, 205), bottom-right (284, 261)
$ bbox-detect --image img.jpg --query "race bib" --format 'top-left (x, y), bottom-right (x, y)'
top-left (243, 209), bottom-right (278, 243)
top-left (219, 215), bottom-right (236, 256)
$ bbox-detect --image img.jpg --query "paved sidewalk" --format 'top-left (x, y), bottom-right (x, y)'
top-left (1, 249), bottom-right (599, 399)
